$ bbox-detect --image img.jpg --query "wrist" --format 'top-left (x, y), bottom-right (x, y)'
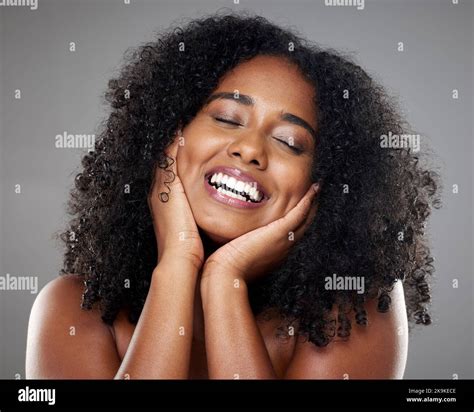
top-left (200, 264), bottom-right (247, 299)
top-left (154, 253), bottom-right (201, 277)
top-left (201, 258), bottom-right (247, 280)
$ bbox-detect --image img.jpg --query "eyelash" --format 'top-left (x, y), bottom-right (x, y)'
top-left (278, 140), bottom-right (304, 154)
top-left (214, 117), bottom-right (304, 154)
top-left (215, 117), bottom-right (241, 126)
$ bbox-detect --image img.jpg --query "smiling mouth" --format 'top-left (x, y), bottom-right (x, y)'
top-left (206, 173), bottom-right (264, 203)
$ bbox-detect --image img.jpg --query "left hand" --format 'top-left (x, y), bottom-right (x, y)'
top-left (202, 183), bottom-right (320, 283)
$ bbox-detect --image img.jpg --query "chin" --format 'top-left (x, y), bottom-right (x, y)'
top-left (197, 220), bottom-right (246, 246)
top-left (201, 231), bottom-right (231, 246)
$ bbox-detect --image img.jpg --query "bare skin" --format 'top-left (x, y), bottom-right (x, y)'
top-left (25, 56), bottom-right (408, 379)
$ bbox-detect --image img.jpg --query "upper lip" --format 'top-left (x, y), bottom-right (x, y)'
top-left (205, 166), bottom-right (270, 199)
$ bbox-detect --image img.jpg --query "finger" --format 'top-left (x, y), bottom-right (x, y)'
top-left (164, 133), bottom-right (180, 160)
top-left (159, 134), bottom-right (180, 181)
top-left (293, 201), bottom-right (318, 242)
top-left (263, 183), bottom-right (318, 245)
top-left (294, 182), bottom-right (320, 229)
top-left (274, 183), bottom-right (319, 232)
top-left (149, 133), bottom-right (181, 197)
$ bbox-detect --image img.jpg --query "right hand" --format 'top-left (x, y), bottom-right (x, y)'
top-left (148, 134), bottom-right (204, 271)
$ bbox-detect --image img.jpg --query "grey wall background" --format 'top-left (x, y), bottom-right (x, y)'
top-left (0, 0), bottom-right (472, 379)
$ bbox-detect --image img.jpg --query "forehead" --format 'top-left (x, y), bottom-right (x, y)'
top-left (213, 55), bottom-right (317, 128)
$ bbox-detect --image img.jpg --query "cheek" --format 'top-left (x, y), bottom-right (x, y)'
top-left (176, 132), bottom-right (202, 175)
top-left (175, 134), bottom-right (210, 201)
top-left (174, 149), bottom-right (196, 204)
top-left (178, 123), bottom-right (210, 168)
top-left (275, 164), bottom-right (313, 213)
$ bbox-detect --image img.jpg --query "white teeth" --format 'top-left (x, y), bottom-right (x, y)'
top-left (227, 177), bottom-right (236, 190)
top-left (217, 186), bottom-right (246, 201)
top-left (209, 172), bottom-right (264, 202)
top-left (235, 181), bottom-right (245, 192)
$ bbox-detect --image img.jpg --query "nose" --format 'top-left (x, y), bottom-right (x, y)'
top-left (227, 132), bottom-right (268, 169)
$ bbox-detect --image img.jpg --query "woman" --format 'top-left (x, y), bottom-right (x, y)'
top-left (25, 12), bottom-right (439, 379)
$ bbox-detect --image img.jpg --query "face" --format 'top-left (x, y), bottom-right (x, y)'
top-left (177, 55), bottom-right (317, 245)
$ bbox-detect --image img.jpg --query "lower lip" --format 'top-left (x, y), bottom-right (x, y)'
top-left (204, 176), bottom-right (268, 209)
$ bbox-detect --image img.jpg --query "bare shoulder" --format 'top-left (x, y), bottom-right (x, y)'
top-left (31, 274), bottom-right (84, 309)
top-left (284, 280), bottom-right (409, 379)
top-left (28, 274), bottom-right (100, 329)
top-left (26, 275), bottom-right (120, 379)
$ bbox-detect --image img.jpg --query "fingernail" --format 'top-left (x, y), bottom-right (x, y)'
top-left (312, 183), bottom-right (319, 192)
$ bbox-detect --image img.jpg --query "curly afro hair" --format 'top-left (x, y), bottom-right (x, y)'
top-left (60, 11), bottom-right (441, 347)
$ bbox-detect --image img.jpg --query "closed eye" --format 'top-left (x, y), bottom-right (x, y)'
top-left (214, 117), bottom-right (242, 127)
top-left (274, 137), bottom-right (304, 154)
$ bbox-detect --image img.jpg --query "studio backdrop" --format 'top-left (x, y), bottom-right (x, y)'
top-left (0, 0), bottom-right (472, 379)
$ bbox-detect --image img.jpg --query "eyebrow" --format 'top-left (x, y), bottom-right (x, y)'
top-left (205, 92), bottom-right (317, 139)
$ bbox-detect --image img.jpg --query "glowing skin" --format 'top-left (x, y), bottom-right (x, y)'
top-left (176, 55), bottom-right (317, 245)
top-left (26, 55), bottom-right (407, 381)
